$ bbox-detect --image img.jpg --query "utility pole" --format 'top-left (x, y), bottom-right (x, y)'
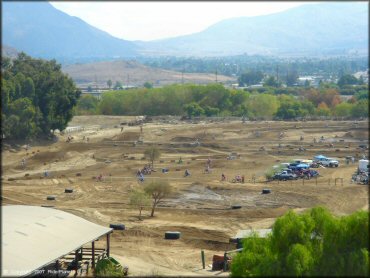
top-left (215, 69), bottom-right (218, 83)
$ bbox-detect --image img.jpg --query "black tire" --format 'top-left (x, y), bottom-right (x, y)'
top-left (335, 164), bottom-right (338, 167)
top-left (262, 189), bottom-right (271, 194)
top-left (329, 163), bottom-right (333, 167)
top-left (46, 195), bottom-right (56, 200)
top-left (65, 188), bottom-right (73, 193)
top-left (165, 231), bottom-right (181, 240)
top-left (41, 205), bottom-right (54, 208)
top-left (109, 224), bottom-right (125, 230)
top-left (231, 205), bottom-right (242, 209)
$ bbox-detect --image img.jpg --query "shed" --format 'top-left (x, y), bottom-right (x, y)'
top-left (230, 228), bottom-right (272, 243)
top-left (1, 205), bottom-right (112, 277)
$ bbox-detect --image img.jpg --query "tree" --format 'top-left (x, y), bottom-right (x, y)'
top-left (337, 74), bottom-right (358, 88)
top-left (231, 207), bottom-right (369, 277)
top-left (107, 79), bottom-right (112, 89)
top-left (238, 70), bottom-right (264, 86)
top-left (129, 189), bottom-right (151, 220)
top-left (144, 146), bottom-right (161, 168)
top-left (114, 81), bottom-right (123, 90)
top-left (143, 82), bottom-right (153, 89)
top-left (144, 181), bottom-right (172, 217)
top-left (284, 70), bottom-right (298, 86)
top-left (264, 76), bottom-right (281, 87)
top-left (183, 102), bottom-right (205, 117)
top-left (1, 53), bottom-right (80, 139)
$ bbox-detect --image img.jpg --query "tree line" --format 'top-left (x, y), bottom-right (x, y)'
top-left (76, 83), bottom-right (368, 119)
top-left (1, 53), bottom-right (81, 140)
top-left (231, 207), bottom-right (368, 276)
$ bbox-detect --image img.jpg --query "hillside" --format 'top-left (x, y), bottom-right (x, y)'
top-left (2, 2), bottom-right (368, 60)
top-left (62, 60), bottom-right (235, 87)
top-left (2, 2), bottom-right (137, 61)
top-left (136, 2), bottom-right (368, 57)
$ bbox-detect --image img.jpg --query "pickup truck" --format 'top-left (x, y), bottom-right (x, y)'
top-left (320, 157), bottom-right (339, 167)
top-left (273, 171), bottom-right (298, 181)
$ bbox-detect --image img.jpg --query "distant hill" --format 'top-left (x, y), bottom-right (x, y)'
top-left (136, 2), bottom-right (368, 57)
top-left (2, 2), bottom-right (368, 60)
top-left (2, 1), bottom-right (137, 61)
top-left (62, 60), bottom-right (235, 87)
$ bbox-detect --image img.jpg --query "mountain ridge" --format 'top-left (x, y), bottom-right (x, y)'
top-left (2, 2), bottom-right (368, 60)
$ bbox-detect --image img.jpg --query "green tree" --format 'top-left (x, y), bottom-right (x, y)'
top-left (114, 81), bottom-right (123, 90)
top-left (1, 52), bottom-right (80, 139)
top-left (183, 102), bottom-right (205, 117)
top-left (238, 70), bottom-right (264, 86)
top-left (231, 207), bottom-right (369, 277)
top-left (334, 102), bottom-right (353, 118)
top-left (144, 146), bottom-right (161, 168)
top-left (351, 99), bottom-right (368, 118)
top-left (129, 189), bottom-right (151, 220)
top-left (264, 76), bottom-right (281, 87)
top-left (144, 181), bottom-right (172, 217)
top-left (107, 79), bottom-right (112, 89)
top-left (143, 82), bottom-right (153, 89)
top-left (337, 74), bottom-right (358, 88)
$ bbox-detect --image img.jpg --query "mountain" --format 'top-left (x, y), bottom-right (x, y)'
top-left (62, 60), bottom-right (235, 87)
top-left (2, 1), bottom-right (138, 61)
top-left (136, 2), bottom-right (368, 57)
top-left (2, 2), bottom-right (368, 60)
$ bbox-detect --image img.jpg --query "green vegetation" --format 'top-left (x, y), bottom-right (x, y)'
top-left (144, 181), bottom-right (172, 217)
top-left (129, 189), bottom-right (151, 220)
top-left (231, 207), bottom-right (369, 277)
top-left (76, 83), bottom-right (367, 119)
top-left (2, 53), bottom-right (81, 140)
top-left (95, 257), bottom-right (126, 277)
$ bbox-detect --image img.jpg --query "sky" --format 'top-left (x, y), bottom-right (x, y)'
top-left (50, 1), bottom-right (313, 41)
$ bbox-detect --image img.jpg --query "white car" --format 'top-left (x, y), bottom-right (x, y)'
top-left (320, 157), bottom-right (339, 167)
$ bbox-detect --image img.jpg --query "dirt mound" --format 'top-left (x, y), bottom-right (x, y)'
top-left (343, 132), bottom-right (354, 138)
top-left (170, 136), bottom-right (195, 142)
top-left (112, 132), bottom-right (141, 141)
top-left (30, 151), bottom-right (65, 162)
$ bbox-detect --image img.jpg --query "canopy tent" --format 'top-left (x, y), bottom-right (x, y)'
top-left (1, 205), bottom-right (112, 277)
top-left (314, 155), bottom-right (327, 160)
top-left (296, 163), bottom-right (310, 169)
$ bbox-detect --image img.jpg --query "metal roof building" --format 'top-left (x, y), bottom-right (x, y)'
top-left (1, 205), bottom-right (112, 277)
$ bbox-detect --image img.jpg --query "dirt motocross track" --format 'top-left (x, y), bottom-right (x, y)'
top-left (2, 116), bottom-right (369, 276)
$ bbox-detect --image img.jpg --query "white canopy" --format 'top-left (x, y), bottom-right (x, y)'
top-left (1, 205), bottom-right (112, 277)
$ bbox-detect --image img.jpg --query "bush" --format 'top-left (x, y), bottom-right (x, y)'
top-left (231, 207), bottom-right (369, 277)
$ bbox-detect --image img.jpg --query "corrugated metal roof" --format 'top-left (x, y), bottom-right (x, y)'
top-left (1, 205), bottom-right (112, 277)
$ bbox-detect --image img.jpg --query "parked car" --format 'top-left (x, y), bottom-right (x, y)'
top-left (273, 171), bottom-right (298, 181)
top-left (320, 157), bottom-right (339, 167)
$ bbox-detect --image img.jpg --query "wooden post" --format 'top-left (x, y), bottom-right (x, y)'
top-left (201, 250), bottom-right (205, 269)
top-left (223, 252), bottom-right (228, 271)
top-left (107, 233), bottom-right (110, 258)
top-left (74, 250), bottom-right (78, 278)
top-left (92, 241), bottom-right (95, 270)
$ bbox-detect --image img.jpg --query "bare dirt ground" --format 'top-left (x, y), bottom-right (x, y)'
top-left (2, 116), bottom-right (369, 276)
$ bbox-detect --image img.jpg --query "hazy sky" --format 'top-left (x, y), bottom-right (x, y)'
top-left (50, 2), bottom-right (313, 41)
